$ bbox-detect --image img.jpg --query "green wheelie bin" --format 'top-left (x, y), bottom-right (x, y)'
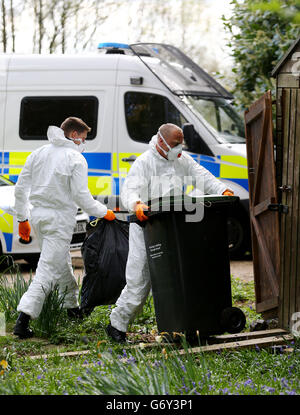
top-left (132, 194), bottom-right (246, 339)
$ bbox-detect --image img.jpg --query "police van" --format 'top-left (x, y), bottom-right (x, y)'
top-left (0, 42), bottom-right (250, 260)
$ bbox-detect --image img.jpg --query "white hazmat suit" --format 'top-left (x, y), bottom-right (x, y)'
top-left (15, 126), bottom-right (108, 319)
top-left (110, 135), bottom-right (230, 333)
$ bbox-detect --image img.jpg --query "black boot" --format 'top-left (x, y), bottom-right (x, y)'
top-left (105, 323), bottom-right (126, 343)
top-left (13, 312), bottom-right (34, 339)
top-left (67, 307), bottom-right (84, 320)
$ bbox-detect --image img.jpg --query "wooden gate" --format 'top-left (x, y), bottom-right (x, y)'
top-left (244, 91), bottom-right (281, 318)
top-left (279, 88), bottom-right (300, 329)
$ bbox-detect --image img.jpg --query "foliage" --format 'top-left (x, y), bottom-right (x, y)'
top-left (0, 331), bottom-right (299, 395)
top-left (76, 338), bottom-right (209, 395)
top-left (223, 0), bottom-right (300, 110)
top-left (30, 286), bottom-right (67, 339)
top-left (0, 256), bottom-right (69, 338)
top-left (0, 255), bottom-right (299, 395)
top-left (0, 258), bottom-right (32, 322)
top-left (0, 0), bottom-right (117, 53)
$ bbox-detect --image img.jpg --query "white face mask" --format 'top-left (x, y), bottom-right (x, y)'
top-left (76, 138), bottom-right (86, 153)
top-left (68, 137), bottom-right (86, 153)
top-left (157, 131), bottom-right (182, 161)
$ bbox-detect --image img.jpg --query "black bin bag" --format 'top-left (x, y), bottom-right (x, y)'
top-left (80, 218), bottom-right (129, 314)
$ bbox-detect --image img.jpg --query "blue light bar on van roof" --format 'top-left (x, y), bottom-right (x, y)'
top-left (98, 42), bottom-right (130, 49)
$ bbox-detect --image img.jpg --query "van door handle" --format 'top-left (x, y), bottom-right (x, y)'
top-left (121, 155), bottom-right (137, 163)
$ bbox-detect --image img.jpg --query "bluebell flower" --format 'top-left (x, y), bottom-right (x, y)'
top-left (127, 356), bottom-right (136, 365)
top-left (181, 364), bottom-right (187, 373)
top-left (262, 385), bottom-right (275, 393)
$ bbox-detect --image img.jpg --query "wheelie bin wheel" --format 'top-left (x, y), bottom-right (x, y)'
top-left (220, 307), bottom-right (246, 334)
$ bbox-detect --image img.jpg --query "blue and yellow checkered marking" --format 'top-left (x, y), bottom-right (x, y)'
top-left (0, 209), bottom-right (14, 252)
top-left (2, 232), bottom-right (13, 252)
top-left (0, 151), bottom-right (249, 194)
top-left (196, 154), bottom-right (249, 191)
top-left (83, 153), bottom-right (111, 171)
top-left (0, 150), bottom-right (247, 251)
top-left (199, 154), bottom-right (221, 177)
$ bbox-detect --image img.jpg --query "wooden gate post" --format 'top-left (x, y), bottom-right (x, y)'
top-left (272, 36), bottom-right (300, 332)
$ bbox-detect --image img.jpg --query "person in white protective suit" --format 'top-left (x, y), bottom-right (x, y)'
top-left (13, 117), bottom-right (116, 339)
top-left (106, 123), bottom-right (234, 343)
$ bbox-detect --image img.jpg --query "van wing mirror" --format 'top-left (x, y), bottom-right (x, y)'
top-left (182, 123), bottom-right (213, 156)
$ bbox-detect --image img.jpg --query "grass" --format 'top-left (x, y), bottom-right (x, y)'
top-left (0, 257), bottom-right (33, 322)
top-left (0, 255), bottom-right (299, 395)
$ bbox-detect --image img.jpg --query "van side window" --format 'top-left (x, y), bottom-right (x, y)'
top-left (19, 96), bottom-right (98, 140)
top-left (125, 92), bottom-right (187, 143)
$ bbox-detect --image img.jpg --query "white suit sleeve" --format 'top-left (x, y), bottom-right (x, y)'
top-left (120, 159), bottom-right (148, 212)
top-left (14, 153), bottom-right (33, 222)
top-left (70, 155), bottom-right (107, 218)
top-left (186, 154), bottom-right (230, 195)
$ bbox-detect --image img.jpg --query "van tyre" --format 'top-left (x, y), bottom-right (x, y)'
top-left (25, 254), bottom-right (40, 270)
top-left (227, 208), bottom-right (251, 259)
top-left (220, 306), bottom-right (246, 334)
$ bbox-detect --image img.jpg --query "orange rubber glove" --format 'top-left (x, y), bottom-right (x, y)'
top-left (19, 220), bottom-right (31, 242)
top-left (103, 209), bottom-right (116, 221)
top-left (135, 202), bottom-right (149, 222)
top-left (222, 190), bottom-right (234, 196)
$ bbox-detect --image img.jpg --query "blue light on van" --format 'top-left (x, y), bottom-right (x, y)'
top-left (98, 42), bottom-right (130, 49)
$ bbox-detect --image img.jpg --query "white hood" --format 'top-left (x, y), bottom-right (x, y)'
top-left (149, 134), bottom-right (171, 161)
top-left (149, 134), bottom-right (159, 155)
top-left (47, 126), bottom-right (79, 151)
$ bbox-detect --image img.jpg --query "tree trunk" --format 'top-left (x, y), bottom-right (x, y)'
top-left (1, 0), bottom-right (7, 52)
top-left (38, 0), bottom-right (43, 53)
top-left (10, 0), bottom-right (15, 52)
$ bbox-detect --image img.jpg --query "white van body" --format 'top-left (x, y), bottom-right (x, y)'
top-left (0, 43), bottom-right (250, 258)
top-left (0, 176), bottom-right (89, 261)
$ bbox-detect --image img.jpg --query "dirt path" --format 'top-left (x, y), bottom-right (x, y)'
top-left (230, 260), bottom-right (254, 283)
top-left (1, 250), bottom-right (254, 284)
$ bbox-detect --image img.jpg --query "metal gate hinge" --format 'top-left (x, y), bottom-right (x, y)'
top-left (268, 203), bottom-right (289, 214)
top-left (278, 185), bottom-right (292, 193)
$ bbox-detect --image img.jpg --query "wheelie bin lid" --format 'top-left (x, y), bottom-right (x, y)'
top-left (129, 194), bottom-right (239, 222)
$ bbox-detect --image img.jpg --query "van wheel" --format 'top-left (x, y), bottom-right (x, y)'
top-left (227, 209), bottom-right (251, 259)
top-left (25, 254), bottom-right (40, 271)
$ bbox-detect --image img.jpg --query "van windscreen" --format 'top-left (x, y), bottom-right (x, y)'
top-left (182, 95), bottom-right (245, 144)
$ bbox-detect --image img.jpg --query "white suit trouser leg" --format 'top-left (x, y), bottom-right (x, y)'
top-left (110, 223), bottom-right (151, 333)
top-left (17, 209), bottom-right (79, 319)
